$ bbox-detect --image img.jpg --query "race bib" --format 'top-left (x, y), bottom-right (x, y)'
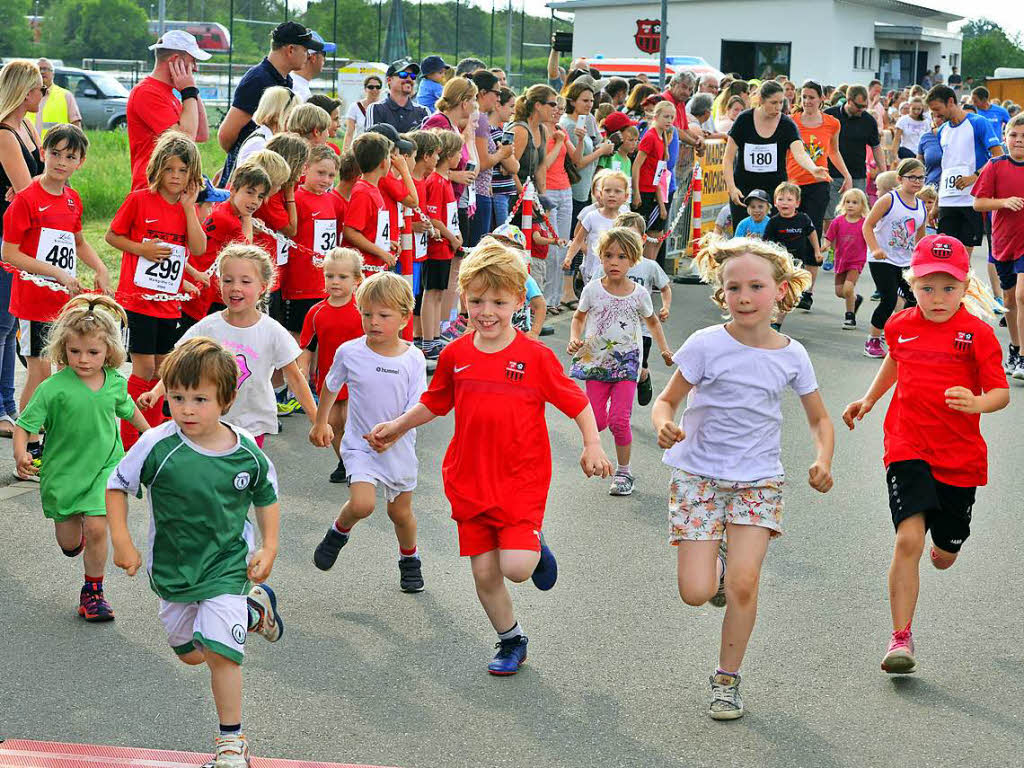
top-left (375, 209), bottom-right (391, 252)
top-left (467, 185), bottom-right (477, 208)
top-left (939, 164), bottom-right (971, 200)
top-left (653, 160), bottom-right (667, 185)
top-left (313, 218), bottom-right (337, 255)
top-left (275, 234), bottom-right (289, 266)
top-left (414, 228), bottom-right (429, 262)
top-left (610, 158), bottom-right (623, 172)
top-left (743, 143), bottom-right (778, 174)
top-left (134, 241), bottom-right (187, 294)
top-left (36, 227), bottom-right (77, 279)
top-left (447, 201), bottom-right (460, 239)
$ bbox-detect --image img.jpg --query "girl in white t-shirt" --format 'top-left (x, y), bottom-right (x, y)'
top-left (563, 170), bottom-right (630, 283)
top-left (651, 234), bottom-right (835, 722)
top-left (139, 244), bottom-right (317, 446)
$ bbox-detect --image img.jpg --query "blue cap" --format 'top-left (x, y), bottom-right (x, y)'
top-left (197, 176), bottom-right (230, 204)
top-left (420, 55), bottom-right (450, 76)
top-left (310, 31), bottom-right (336, 54)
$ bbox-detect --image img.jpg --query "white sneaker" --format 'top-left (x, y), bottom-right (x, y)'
top-left (214, 734), bottom-right (250, 768)
top-left (246, 583), bottom-right (283, 642)
top-left (709, 672), bottom-right (744, 720)
top-left (1014, 361), bottom-right (1024, 381)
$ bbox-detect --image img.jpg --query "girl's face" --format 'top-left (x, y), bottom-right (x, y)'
top-left (466, 282), bottom-right (521, 340)
top-left (900, 168), bottom-right (925, 193)
top-left (912, 272), bottom-right (967, 322)
top-left (219, 257), bottom-right (267, 312)
top-left (360, 300), bottom-right (408, 343)
top-left (784, 84), bottom-right (796, 102)
top-left (801, 89), bottom-right (820, 112)
top-left (655, 107), bottom-right (675, 131)
top-left (159, 156), bottom-right (190, 198)
top-left (722, 253), bottom-right (786, 328)
top-left (600, 179), bottom-right (627, 211)
top-left (324, 262), bottom-right (358, 300)
top-left (66, 331), bottom-right (108, 379)
top-left (496, 99), bottom-right (514, 122)
top-left (600, 241), bottom-right (633, 280)
top-left (843, 196), bottom-right (862, 217)
top-left (910, 102), bottom-right (924, 119)
top-left (727, 101), bottom-right (743, 120)
top-left (575, 90), bottom-right (595, 115)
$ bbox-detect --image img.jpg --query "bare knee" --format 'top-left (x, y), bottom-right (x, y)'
top-left (386, 504), bottom-right (414, 527)
top-left (82, 516), bottom-right (107, 543)
top-left (346, 499), bottom-right (375, 521)
top-left (177, 649), bottom-right (205, 665)
top-left (678, 581), bottom-right (713, 606)
top-left (894, 526), bottom-right (925, 560)
top-left (724, 572), bottom-right (759, 607)
top-left (502, 564), bottom-right (534, 583)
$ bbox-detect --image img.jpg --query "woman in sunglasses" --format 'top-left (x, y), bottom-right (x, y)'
top-left (343, 75), bottom-right (383, 152)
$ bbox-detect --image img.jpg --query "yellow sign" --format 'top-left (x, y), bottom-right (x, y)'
top-left (698, 138), bottom-right (727, 236)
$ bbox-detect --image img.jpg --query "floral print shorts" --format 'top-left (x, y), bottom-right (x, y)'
top-left (668, 469), bottom-right (785, 543)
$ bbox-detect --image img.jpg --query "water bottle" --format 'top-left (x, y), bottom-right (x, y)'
top-left (822, 247), bottom-right (834, 272)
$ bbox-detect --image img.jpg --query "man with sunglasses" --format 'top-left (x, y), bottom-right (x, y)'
top-left (27, 59), bottom-right (82, 139)
top-left (825, 84), bottom-right (885, 206)
top-left (367, 58), bottom-right (428, 135)
top-left (290, 30), bottom-right (335, 103)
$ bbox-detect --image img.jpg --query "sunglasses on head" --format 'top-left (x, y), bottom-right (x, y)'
top-left (395, 71), bottom-right (416, 80)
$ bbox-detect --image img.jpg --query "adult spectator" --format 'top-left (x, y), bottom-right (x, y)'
top-left (948, 66), bottom-right (963, 94)
top-left (469, 70), bottom-right (515, 246)
top-left (688, 75), bottom-right (720, 131)
top-left (825, 85), bottom-right (885, 209)
top-left (126, 30), bottom-right (211, 190)
top-left (487, 86), bottom-right (519, 226)
top-left (603, 77), bottom-right (629, 108)
top-left (625, 83), bottom-right (657, 121)
top-left (893, 96), bottom-right (929, 160)
top-left (713, 79), bottom-right (749, 121)
top-left (716, 95), bottom-right (745, 134)
top-left (235, 86), bottom-right (296, 166)
top-left (867, 79), bottom-right (888, 132)
top-left (366, 58), bottom-right (428, 134)
top-left (217, 21), bottom-right (321, 183)
top-left (688, 93), bottom-right (718, 136)
top-left (560, 81), bottom-right (614, 232)
top-left (343, 74), bottom-right (382, 151)
top-left (289, 31), bottom-right (335, 102)
top-left (930, 65), bottom-right (944, 86)
top-left (927, 84), bottom-right (1002, 254)
top-left (972, 86), bottom-right (1011, 137)
top-left (490, 68), bottom-right (508, 88)
top-left (27, 58), bottom-right (81, 138)
top-left (661, 72), bottom-right (694, 139)
top-left (724, 80), bottom-right (828, 229)
top-left (510, 84), bottom-right (554, 194)
top-left (540, 98), bottom-right (574, 311)
top-left (455, 58), bottom-right (486, 78)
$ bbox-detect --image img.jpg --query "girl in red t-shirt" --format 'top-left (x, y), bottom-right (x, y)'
top-left (632, 99), bottom-right (676, 260)
top-left (105, 131), bottom-right (207, 448)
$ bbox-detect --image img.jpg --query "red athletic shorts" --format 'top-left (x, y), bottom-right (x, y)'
top-left (456, 511), bottom-right (542, 557)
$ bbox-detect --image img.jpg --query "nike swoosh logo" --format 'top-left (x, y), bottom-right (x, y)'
top-left (312, 211), bottom-right (322, 217)
top-left (898, 335), bottom-right (919, 343)
top-left (145, 218), bottom-right (159, 223)
top-left (454, 365), bottom-right (471, 373)
top-left (38, 205), bottom-right (51, 211)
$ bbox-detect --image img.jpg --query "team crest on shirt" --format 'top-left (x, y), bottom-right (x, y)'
top-left (954, 331), bottom-right (974, 351)
top-left (233, 471), bottom-right (251, 491)
top-left (505, 360), bottom-right (526, 382)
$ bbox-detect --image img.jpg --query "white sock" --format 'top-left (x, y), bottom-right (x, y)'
top-left (498, 622), bottom-right (524, 641)
top-left (616, 464), bottom-right (631, 475)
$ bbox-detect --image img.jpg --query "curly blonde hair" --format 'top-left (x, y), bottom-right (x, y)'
top-left (43, 294), bottom-right (128, 368)
top-left (695, 234), bottom-right (811, 317)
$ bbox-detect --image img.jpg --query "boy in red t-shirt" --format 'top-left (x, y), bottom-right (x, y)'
top-left (366, 125), bottom-right (419, 274)
top-left (342, 133), bottom-right (398, 277)
top-left (972, 113), bottom-right (1024, 376)
top-left (843, 234), bottom-right (1008, 676)
top-left (368, 241), bottom-right (612, 676)
top-left (299, 248), bottom-right (364, 483)
top-left (408, 131), bottom-right (442, 346)
top-left (1, 125), bottom-right (111, 474)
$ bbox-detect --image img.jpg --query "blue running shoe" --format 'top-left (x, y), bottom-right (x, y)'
top-left (531, 532), bottom-right (558, 591)
top-left (487, 635), bottom-right (528, 675)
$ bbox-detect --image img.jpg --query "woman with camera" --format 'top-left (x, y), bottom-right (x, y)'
top-left (470, 70), bottom-right (518, 246)
top-left (486, 86), bottom-right (520, 233)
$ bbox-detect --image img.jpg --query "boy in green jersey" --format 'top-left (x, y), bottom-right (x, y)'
top-left (107, 338), bottom-right (284, 768)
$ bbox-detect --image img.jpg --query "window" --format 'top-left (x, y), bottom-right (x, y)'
top-left (854, 46), bottom-right (875, 71)
top-left (721, 40), bottom-right (791, 80)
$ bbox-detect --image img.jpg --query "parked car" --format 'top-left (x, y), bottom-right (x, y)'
top-left (53, 67), bottom-right (128, 130)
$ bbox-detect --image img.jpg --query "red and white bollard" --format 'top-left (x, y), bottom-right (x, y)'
top-left (690, 163), bottom-right (703, 252)
top-left (522, 181), bottom-right (534, 252)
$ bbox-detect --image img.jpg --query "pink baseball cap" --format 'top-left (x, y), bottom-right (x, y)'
top-left (911, 234), bottom-right (970, 281)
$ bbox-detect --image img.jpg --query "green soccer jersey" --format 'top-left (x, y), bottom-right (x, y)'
top-left (107, 421), bottom-right (278, 602)
top-left (17, 366), bottom-right (137, 520)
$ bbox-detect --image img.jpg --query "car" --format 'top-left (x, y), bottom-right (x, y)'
top-left (52, 67), bottom-right (129, 130)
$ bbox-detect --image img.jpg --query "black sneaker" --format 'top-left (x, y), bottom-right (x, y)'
top-left (313, 528), bottom-right (349, 571)
top-left (637, 372), bottom-right (653, 406)
top-left (423, 343), bottom-right (441, 361)
top-left (843, 311), bottom-right (857, 329)
top-left (398, 556), bottom-right (424, 592)
top-left (796, 291), bottom-right (813, 312)
top-left (539, 326), bottom-right (555, 336)
top-left (329, 457), bottom-right (347, 483)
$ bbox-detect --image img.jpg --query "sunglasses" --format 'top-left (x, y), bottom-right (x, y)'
top-left (851, 101), bottom-right (868, 110)
top-left (366, 84), bottom-right (382, 90)
top-left (395, 71), bottom-right (416, 80)
top-left (544, 101), bottom-right (558, 108)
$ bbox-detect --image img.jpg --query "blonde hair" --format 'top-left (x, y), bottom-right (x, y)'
top-left (433, 129), bottom-right (464, 163)
top-left (875, 171), bottom-right (899, 195)
top-left (904, 266), bottom-right (995, 320)
top-left (0, 60), bottom-right (41, 124)
top-left (695, 233), bottom-right (811, 317)
top-left (146, 131), bottom-right (202, 194)
top-left (915, 185), bottom-right (938, 203)
top-left (252, 86), bottom-right (296, 131)
top-left (613, 211), bottom-right (646, 235)
top-left (435, 77), bottom-right (478, 113)
top-left (324, 246), bottom-right (363, 276)
top-left (217, 243), bottom-right (276, 297)
top-left (160, 337), bottom-right (238, 410)
top-left (307, 143), bottom-right (341, 168)
top-left (834, 187), bottom-right (870, 218)
top-left (598, 227), bottom-right (643, 265)
top-left (774, 181), bottom-right (801, 201)
top-left (239, 148), bottom-right (290, 190)
top-left (43, 294), bottom-right (127, 368)
top-left (652, 99), bottom-right (676, 121)
top-left (265, 132), bottom-right (310, 187)
top-left (286, 102), bottom-right (331, 138)
top-left (355, 271), bottom-right (414, 315)
top-left (458, 240), bottom-right (528, 297)
top-left (598, 169), bottom-right (630, 195)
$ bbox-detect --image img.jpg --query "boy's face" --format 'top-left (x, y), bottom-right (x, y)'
top-left (43, 140), bottom-right (84, 182)
top-left (304, 159), bottom-right (337, 194)
top-left (912, 271), bottom-right (967, 322)
top-left (379, 154), bottom-right (393, 175)
top-left (160, 156), bottom-right (190, 197)
top-left (1007, 125), bottom-right (1024, 160)
top-left (747, 200), bottom-right (769, 221)
top-left (427, 71), bottom-right (445, 83)
top-left (774, 193), bottom-right (798, 216)
top-left (324, 262), bottom-right (358, 300)
top-left (601, 179), bottom-right (627, 211)
top-left (360, 299), bottom-right (409, 343)
top-left (167, 378), bottom-right (234, 441)
top-left (231, 184), bottom-right (268, 217)
top-left (620, 133), bottom-right (639, 155)
top-left (465, 282), bottom-right (523, 340)
top-left (328, 109), bottom-right (340, 136)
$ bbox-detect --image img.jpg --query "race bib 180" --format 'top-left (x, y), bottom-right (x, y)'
top-left (743, 143), bottom-right (778, 174)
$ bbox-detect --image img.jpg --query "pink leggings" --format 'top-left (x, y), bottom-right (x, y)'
top-left (585, 380), bottom-right (637, 446)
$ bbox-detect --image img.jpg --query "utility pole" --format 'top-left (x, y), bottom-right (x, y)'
top-left (158, 0), bottom-right (166, 35)
top-left (659, 0), bottom-right (668, 87)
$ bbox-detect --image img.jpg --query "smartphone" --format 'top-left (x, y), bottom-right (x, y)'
top-left (576, 114), bottom-right (587, 130)
top-left (465, 162), bottom-right (477, 172)
top-left (500, 131), bottom-right (515, 145)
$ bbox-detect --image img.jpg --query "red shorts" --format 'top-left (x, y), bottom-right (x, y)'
top-left (456, 512), bottom-right (542, 557)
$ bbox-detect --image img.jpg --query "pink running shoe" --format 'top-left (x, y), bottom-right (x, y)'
top-left (881, 628), bottom-right (918, 674)
top-left (863, 337), bottom-right (886, 359)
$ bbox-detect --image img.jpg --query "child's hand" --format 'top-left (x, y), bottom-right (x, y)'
top-left (183, 280), bottom-right (200, 296)
top-left (308, 422), bottom-right (334, 448)
top-left (390, 240), bottom-right (400, 255)
top-left (140, 240), bottom-right (174, 262)
top-left (945, 386), bottom-right (981, 413)
top-left (56, 272), bottom-right (83, 296)
top-left (557, 238), bottom-right (568, 247)
top-left (113, 541), bottom-right (142, 576)
top-left (193, 270), bottom-right (211, 286)
top-left (94, 268), bottom-right (113, 296)
top-left (15, 452), bottom-right (37, 478)
top-left (661, 348), bottom-right (674, 366)
top-left (842, 398), bottom-right (874, 429)
top-left (366, 421), bottom-right (402, 452)
top-left (567, 337), bottom-right (584, 355)
top-left (247, 546), bottom-right (277, 582)
top-left (658, 306), bottom-right (670, 322)
top-left (1003, 196), bottom-right (1024, 211)
top-left (580, 444), bottom-right (613, 478)
top-left (807, 461), bottom-right (833, 493)
top-left (179, 184), bottom-right (200, 208)
top-left (871, 247), bottom-right (887, 261)
top-left (562, 255), bottom-right (572, 269)
top-left (137, 389), bottom-right (159, 411)
top-left (656, 421), bottom-right (685, 449)
top-left (659, 204), bottom-right (668, 220)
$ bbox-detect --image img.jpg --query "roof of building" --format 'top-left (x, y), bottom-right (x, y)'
top-left (546, 0), bottom-right (962, 23)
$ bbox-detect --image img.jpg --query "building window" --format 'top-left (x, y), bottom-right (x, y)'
top-left (721, 40), bottom-right (791, 80)
top-left (854, 46), bottom-right (875, 71)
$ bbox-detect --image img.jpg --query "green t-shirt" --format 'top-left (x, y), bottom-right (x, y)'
top-left (107, 421), bottom-right (278, 603)
top-left (598, 152), bottom-right (632, 178)
top-left (17, 366), bottom-right (136, 518)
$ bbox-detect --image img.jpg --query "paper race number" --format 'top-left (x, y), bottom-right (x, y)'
top-left (743, 143), bottom-right (778, 174)
top-left (375, 209), bottom-right (391, 252)
top-left (36, 227), bottom-right (77, 279)
top-left (939, 164), bottom-right (971, 199)
top-left (134, 240), bottom-right (186, 293)
top-left (447, 201), bottom-right (460, 239)
top-left (275, 234), bottom-right (289, 266)
top-left (313, 218), bottom-right (337, 255)
top-left (653, 160), bottom-right (667, 186)
top-left (414, 228), bottom-right (428, 261)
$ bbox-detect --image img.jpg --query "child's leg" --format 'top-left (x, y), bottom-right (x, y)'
top-left (471, 550), bottom-right (516, 632)
top-left (441, 256), bottom-right (462, 323)
top-left (1003, 284), bottom-right (1019, 348)
top-left (386, 491), bottom-right (417, 553)
top-left (584, 380), bottom-right (613, 433)
top-left (54, 515), bottom-right (85, 554)
top-left (834, 271), bottom-right (847, 300)
top-left (888, 513), bottom-right (926, 631)
top-left (718, 522), bottom-right (771, 673)
top-left (81, 515), bottom-right (108, 579)
top-left (204, 649), bottom-right (243, 727)
top-left (640, 336), bottom-right (652, 383)
top-left (422, 289), bottom-right (441, 340)
top-left (335, 482), bottom-right (377, 531)
top-left (606, 381), bottom-right (638, 468)
top-left (19, 356), bottom-right (52, 427)
top-left (844, 269), bottom-right (861, 313)
top-left (328, 400), bottom-right (347, 457)
top-left (1015, 274), bottom-right (1024, 354)
top-left (868, 263), bottom-right (899, 337)
top-left (675, 540), bottom-right (722, 606)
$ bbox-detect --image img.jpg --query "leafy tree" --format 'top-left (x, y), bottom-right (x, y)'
top-left (961, 17), bottom-right (1024, 81)
top-left (0, 0), bottom-right (33, 58)
top-left (48, 0), bottom-right (151, 62)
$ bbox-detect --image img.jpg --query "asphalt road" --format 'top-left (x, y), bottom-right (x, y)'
top-left (3, 252), bottom-right (1024, 768)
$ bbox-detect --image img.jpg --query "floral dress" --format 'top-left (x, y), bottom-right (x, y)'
top-left (570, 279), bottom-right (653, 382)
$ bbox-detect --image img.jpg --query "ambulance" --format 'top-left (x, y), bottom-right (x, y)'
top-left (582, 56), bottom-right (724, 87)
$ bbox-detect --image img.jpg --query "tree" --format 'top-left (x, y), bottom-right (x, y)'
top-left (47, 0), bottom-right (151, 63)
top-left (0, 0), bottom-right (33, 58)
top-left (961, 17), bottom-right (1024, 81)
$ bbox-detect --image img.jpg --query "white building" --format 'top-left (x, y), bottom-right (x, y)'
top-left (546, 0), bottom-right (963, 90)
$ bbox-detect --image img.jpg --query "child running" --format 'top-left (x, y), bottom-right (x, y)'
top-left (862, 158), bottom-right (927, 358)
top-left (651, 234), bottom-right (834, 720)
top-left (568, 227), bottom-right (673, 496)
top-left (763, 182), bottom-right (821, 316)
top-left (13, 295), bottom-right (149, 621)
top-left (842, 234), bottom-right (1008, 675)
top-left (564, 170), bottom-right (629, 283)
top-left (823, 188), bottom-right (870, 329)
top-left (366, 241), bottom-right (613, 676)
top-left (309, 272), bottom-right (427, 592)
top-left (108, 337), bottom-right (285, 768)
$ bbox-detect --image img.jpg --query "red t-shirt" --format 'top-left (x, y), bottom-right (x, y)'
top-left (424, 172), bottom-right (456, 261)
top-left (419, 332), bottom-right (589, 524)
top-left (411, 176), bottom-right (429, 263)
top-left (661, 90), bottom-right (690, 133)
top-left (110, 189), bottom-right (190, 318)
top-left (3, 180), bottom-right (83, 322)
top-left (883, 306), bottom-right (1007, 487)
top-left (284, 186), bottom-right (341, 300)
top-left (972, 156), bottom-right (1024, 261)
top-left (299, 296), bottom-right (363, 396)
top-left (126, 77), bottom-right (182, 191)
top-left (342, 179), bottom-right (389, 273)
top-left (378, 173), bottom-right (408, 256)
top-left (254, 191), bottom-right (290, 292)
top-left (182, 201), bottom-right (244, 320)
top-left (637, 128), bottom-right (667, 193)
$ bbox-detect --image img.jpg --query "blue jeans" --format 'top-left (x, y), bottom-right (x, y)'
top-left (468, 194), bottom-right (494, 248)
top-left (0, 269), bottom-right (18, 417)
top-left (492, 193), bottom-right (512, 228)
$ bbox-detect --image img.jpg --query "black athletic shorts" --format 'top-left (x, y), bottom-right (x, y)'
top-left (798, 181), bottom-right (830, 238)
top-left (423, 259), bottom-right (451, 291)
top-left (17, 319), bottom-right (52, 358)
top-left (887, 459), bottom-right (976, 553)
top-left (938, 206), bottom-right (984, 248)
top-left (283, 297), bottom-right (320, 334)
top-left (267, 289), bottom-right (286, 326)
top-left (125, 310), bottom-right (178, 356)
top-left (170, 312), bottom-right (200, 346)
top-left (637, 191), bottom-right (667, 231)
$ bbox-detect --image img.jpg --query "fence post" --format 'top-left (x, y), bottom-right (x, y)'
top-left (522, 181), bottom-right (533, 252)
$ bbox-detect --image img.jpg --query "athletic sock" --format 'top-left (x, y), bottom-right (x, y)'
top-left (498, 622), bottom-right (524, 641)
top-left (715, 667), bottom-right (738, 678)
top-left (219, 723), bottom-right (241, 736)
top-left (83, 575), bottom-right (103, 591)
top-left (400, 546), bottom-right (419, 560)
top-left (616, 463), bottom-right (631, 476)
top-left (333, 522), bottom-right (351, 536)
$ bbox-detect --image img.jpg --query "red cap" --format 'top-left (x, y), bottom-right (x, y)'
top-left (911, 234), bottom-right (970, 281)
top-left (602, 111), bottom-right (637, 134)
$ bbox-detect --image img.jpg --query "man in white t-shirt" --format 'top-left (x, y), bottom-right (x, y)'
top-left (289, 31), bottom-right (336, 102)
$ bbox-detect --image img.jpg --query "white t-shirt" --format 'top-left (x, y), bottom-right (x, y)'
top-left (594, 259), bottom-right (670, 338)
top-left (579, 208), bottom-right (618, 282)
top-left (570, 278), bottom-right (654, 383)
top-left (290, 73), bottom-right (311, 103)
top-left (324, 337), bottom-right (427, 492)
top-left (236, 124), bottom-right (273, 167)
top-left (179, 312), bottom-right (301, 437)
top-left (895, 114), bottom-right (929, 155)
top-left (663, 325), bottom-right (819, 482)
top-left (346, 101), bottom-right (369, 139)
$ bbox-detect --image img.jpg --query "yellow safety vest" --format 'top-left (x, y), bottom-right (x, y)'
top-left (27, 83), bottom-right (71, 138)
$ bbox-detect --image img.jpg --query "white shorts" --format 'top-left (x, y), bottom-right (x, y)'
top-left (343, 450), bottom-right (415, 504)
top-left (159, 593), bottom-right (248, 664)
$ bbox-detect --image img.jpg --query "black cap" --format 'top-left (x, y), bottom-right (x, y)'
top-left (272, 21), bottom-right (324, 51)
top-left (743, 189), bottom-right (770, 205)
top-left (386, 57), bottom-right (420, 77)
top-left (366, 123), bottom-right (415, 154)
top-left (420, 55), bottom-right (450, 76)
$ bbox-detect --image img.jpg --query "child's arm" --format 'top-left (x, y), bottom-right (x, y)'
top-left (343, 225), bottom-right (394, 265)
top-left (74, 233), bottom-right (112, 295)
top-left (428, 218), bottom-right (462, 251)
top-left (12, 424), bottom-right (38, 478)
top-left (658, 284), bottom-right (672, 321)
top-left (282, 359), bottom-right (317, 425)
top-left (392, 155), bottom-right (418, 208)
top-left (366, 403), bottom-right (437, 453)
top-left (563, 223), bottom-right (588, 269)
top-left (247, 501), bottom-right (281, 582)
top-left (973, 195), bottom-right (1024, 213)
top-left (643, 313), bottom-right (674, 365)
top-left (574, 403), bottom-right (614, 478)
top-left (297, 349), bottom-right (313, 381)
top-left (1, 240), bottom-right (82, 294)
top-left (800, 391), bottom-right (835, 493)
top-left (631, 151), bottom-right (647, 207)
top-left (567, 308), bottom-right (588, 354)
top-left (944, 386), bottom-right (1010, 415)
top-left (181, 186), bottom-right (207, 255)
top-left (843, 355), bottom-right (898, 428)
top-left (808, 229), bottom-right (822, 264)
top-left (651, 370), bottom-right (694, 448)
top-left (309, 383), bottom-right (339, 447)
top-left (104, 231), bottom-right (174, 262)
top-left (106, 489), bottom-right (142, 576)
top-left (127, 404), bottom-right (151, 435)
top-left (281, 185), bottom-right (298, 237)
top-left (239, 214), bottom-right (254, 243)
top-left (527, 295), bottom-right (546, 338)
top-left (137, 379), bottom-right (166, 411)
